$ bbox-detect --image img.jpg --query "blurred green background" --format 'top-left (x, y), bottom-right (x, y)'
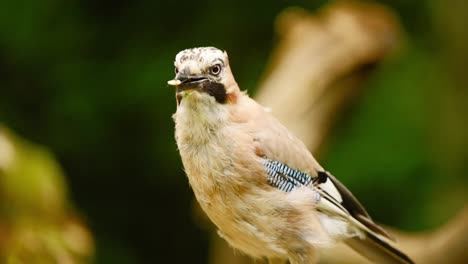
top-left (0, 0), bottom-right (467, 263)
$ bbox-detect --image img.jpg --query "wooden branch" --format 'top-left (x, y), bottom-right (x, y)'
top-left (389, 206), bottom-right (468, 264)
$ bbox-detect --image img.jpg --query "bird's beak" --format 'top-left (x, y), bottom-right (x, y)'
top-left (167, 71), bottom-right (209, 91)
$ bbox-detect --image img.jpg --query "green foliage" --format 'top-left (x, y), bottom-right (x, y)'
top-left (0, 126), bottom-right (93, 263)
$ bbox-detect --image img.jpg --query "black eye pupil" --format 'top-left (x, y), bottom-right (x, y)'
top-left (175, 67), bottom-right (179, 74)
top-left (211, 65), bottom-right (221, 75)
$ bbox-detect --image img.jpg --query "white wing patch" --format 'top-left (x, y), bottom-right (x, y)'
top-left (318, 177), bottom-right (343, 203)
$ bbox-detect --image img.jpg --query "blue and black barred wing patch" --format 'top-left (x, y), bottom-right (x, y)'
top-left (262, 158), bottom-right (313, 192)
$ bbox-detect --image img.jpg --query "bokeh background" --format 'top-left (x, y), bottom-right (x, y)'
top-left (0, 0), bottom-right (467, 263)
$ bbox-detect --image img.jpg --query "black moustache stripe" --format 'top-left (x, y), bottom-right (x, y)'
top-left (202, 81), bottom-right (227, 104)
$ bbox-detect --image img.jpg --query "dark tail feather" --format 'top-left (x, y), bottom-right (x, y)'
top-left (345, 231), bottom-right (414, 264)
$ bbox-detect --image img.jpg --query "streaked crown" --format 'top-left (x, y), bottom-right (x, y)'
top-left (174, 47), bottom-right (227, 77)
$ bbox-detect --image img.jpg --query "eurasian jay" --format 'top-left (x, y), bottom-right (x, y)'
top-left (168, 47), bottom-right (414, 264)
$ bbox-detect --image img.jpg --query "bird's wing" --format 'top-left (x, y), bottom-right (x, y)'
top-left (242, 97), bottom-right (413, 263)
top-left (245, 101), bottom-right (393, 240)
top-left (261, 158), bottom-right (414, 264)
top-left (261, 156), bottom-right (392, 239)
top-left (242, 98), bottom-right (413, 263)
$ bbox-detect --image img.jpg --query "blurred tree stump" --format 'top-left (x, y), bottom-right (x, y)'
top-left (0, 125), bottom-right (94, 263)
top-left (204, 1), bottom-right (468, 264)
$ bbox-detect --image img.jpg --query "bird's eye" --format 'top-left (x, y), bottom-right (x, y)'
top-left (210, 64), bottom-right (222, 76)
top-left (175, 67), bottom-right (179, 74)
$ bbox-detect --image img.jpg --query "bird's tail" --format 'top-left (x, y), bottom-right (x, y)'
top-left (345, 230), bottom-right (414, 264)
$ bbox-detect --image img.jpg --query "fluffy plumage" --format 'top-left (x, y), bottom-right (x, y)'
top-left (170, 47), bottom-right (413, 264)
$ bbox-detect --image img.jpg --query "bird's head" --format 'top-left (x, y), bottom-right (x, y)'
top-left (168, 47), bottom-right (239, 104)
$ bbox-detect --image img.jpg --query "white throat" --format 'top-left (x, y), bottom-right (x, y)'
top-left (173, 92), bottom-right (229, 146)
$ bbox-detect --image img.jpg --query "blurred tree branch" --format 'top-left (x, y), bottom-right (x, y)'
top-left (255, 1), bottom-right (401, 153)
top-left (206, 1), bottom-right (468, 263)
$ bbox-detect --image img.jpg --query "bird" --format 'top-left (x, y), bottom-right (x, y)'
top-left (168, 47), bottom-right (414, 264)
